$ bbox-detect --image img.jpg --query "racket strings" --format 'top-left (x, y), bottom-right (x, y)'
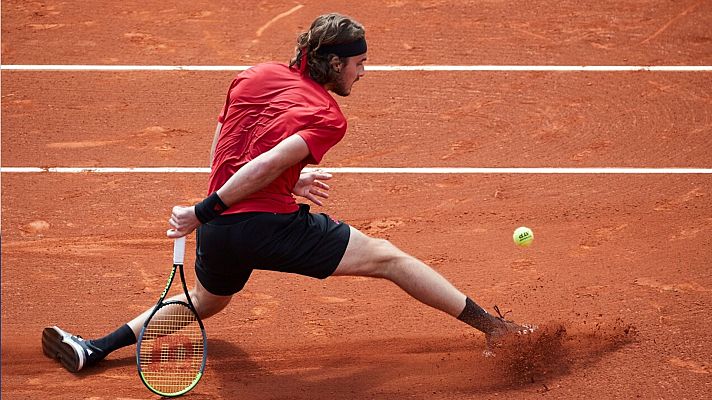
top-left (139, 303), bottom-right (204, 394)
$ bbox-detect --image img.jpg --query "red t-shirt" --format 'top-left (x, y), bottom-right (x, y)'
top-left (209, 62), bottom-right (347, 214)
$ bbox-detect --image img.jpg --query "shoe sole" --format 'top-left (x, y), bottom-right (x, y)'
top-left (42, 326), bottom-right (82, 372)
top-left (484, 324), bottom-right (539, 356)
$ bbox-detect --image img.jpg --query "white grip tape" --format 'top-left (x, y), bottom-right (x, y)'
top-left (173, 236), bottom-right (186, 265)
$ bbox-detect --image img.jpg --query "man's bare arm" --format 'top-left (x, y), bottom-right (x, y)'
top-left (216, 134), bottom-right (309, 205)
top-left (168, 134), bottom-right (311, 237)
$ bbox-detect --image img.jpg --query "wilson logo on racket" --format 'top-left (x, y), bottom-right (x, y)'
top-left (145, 335), bottom-right (199, 373)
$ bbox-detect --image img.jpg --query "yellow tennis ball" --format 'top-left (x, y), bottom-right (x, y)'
top-left (513, 226), bottom-right (534, 247)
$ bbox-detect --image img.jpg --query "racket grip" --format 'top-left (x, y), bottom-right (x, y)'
top-left (173, 236), bottom-right (186, 264)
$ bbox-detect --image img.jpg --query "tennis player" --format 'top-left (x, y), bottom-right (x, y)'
top-left (43, 12), bottom-right (534, 373)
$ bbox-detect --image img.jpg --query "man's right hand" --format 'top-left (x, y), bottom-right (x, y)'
top-left (167, 205), bottom-right (201, 238)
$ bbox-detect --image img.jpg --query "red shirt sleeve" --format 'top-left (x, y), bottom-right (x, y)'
top-left (297, 108), bottom-right (347, 164)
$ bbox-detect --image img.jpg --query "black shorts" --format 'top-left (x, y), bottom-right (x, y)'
top-left (194, 204), bottom-right (351, 296)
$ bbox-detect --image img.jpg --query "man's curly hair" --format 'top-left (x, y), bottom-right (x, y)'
top-left (289, 13), bottom-right (365, 84)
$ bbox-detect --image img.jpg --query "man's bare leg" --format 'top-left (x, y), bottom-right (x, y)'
top-left (332, 227), bottom-right (535, 343)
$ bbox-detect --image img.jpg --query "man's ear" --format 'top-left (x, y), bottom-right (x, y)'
top-left (329, 56), bottom-right (342, 72)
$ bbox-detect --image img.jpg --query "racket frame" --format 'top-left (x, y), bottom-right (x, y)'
top-left (136, 237), bottom-right (207, 397)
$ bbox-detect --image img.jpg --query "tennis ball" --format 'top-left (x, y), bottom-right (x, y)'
top-left (513, 226), bottom-right (534, 247)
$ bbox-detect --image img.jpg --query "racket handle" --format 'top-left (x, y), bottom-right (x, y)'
top-left (173, 236), bottom-right (186, 265)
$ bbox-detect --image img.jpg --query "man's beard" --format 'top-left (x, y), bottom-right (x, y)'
top-left (331, 76), bottom-right (354, 97)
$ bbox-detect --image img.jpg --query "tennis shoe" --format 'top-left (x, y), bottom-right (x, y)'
top-left (483, 306), bottom-right (537, 357)
top-left (42, 326), bottom-right (105, 372)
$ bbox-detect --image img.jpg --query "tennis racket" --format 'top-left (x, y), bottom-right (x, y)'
top-left (136, 235), bottom-right (207, 397)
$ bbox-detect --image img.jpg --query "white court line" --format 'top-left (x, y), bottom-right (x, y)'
top-left (1, 65), bottom-right (711, 72)
top-left (1, 167), bottom-right (711, 174)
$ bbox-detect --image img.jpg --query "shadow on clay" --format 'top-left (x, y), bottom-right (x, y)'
top-left (203, 321), bottom-right (636, 399)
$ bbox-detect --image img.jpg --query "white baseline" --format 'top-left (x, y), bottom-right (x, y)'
top-left (1, 65), bottom-right (711, 72)
top-left (1, 167), bottom-right (711, 174)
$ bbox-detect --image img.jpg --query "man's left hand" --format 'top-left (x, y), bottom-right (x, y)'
top-left (292, 170), bottom-right (332, 206)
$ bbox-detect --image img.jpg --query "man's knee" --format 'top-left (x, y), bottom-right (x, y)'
top-left (334, 228), bottom-right (411, 278)
top-left (190, 288), bottom-right (231, 318)
top-left (360, 238), bottom-right (410, 279)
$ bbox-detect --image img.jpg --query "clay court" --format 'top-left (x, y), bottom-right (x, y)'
top-left (2, 1), bottom-right (711, 399)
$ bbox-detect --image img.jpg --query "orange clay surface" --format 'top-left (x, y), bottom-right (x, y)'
top-left (2, 1), bottom-right (712, 399)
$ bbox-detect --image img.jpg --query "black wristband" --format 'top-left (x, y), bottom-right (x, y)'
top-left (194, 192), bottom-right (228, 224)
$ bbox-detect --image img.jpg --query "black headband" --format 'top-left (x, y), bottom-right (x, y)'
top-left (316, 38), bottom-right (367, 58)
